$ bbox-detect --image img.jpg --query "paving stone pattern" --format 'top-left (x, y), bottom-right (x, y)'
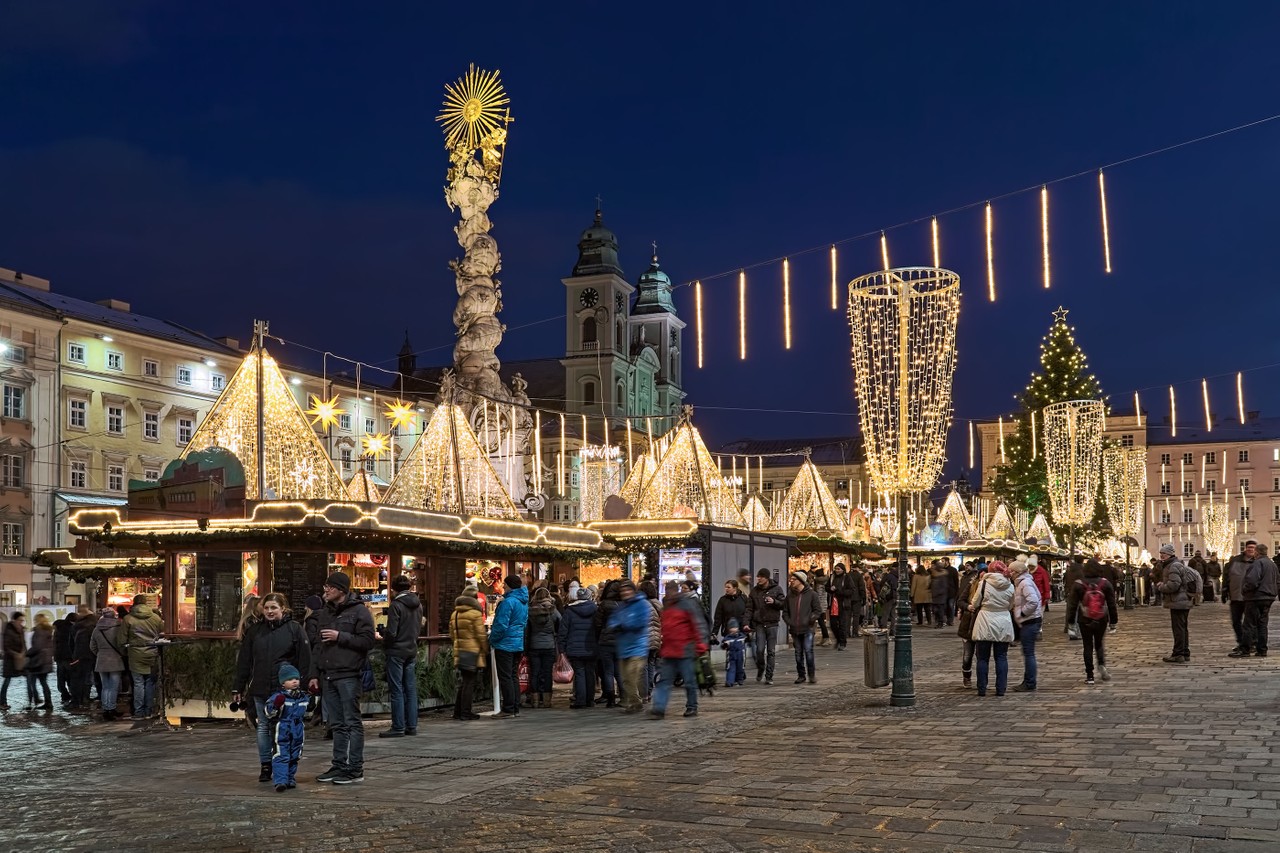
top-left (1, 605), bottom-right (1278, 852)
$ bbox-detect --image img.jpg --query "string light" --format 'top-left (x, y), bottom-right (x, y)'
top-left (1169, 385), bottom-right (1177, 437)
top-left (631, 418), bottom-right (745, 526)
top-left (1030, 410), bottom-right (1037, 460)
top-left (1237, 372), bottom-right (1245, 424)
top-left (625, 420), bottom-right (633, 469)
top-left (534, 410), bottom-right (542, 494)
top-left (936, 487), bottom-right (977, 538)
top-left (998, 416), bottom-right (1006, 463)
top-left (1135, 391), bottom-right (1142, 427)
top-left (931, 216), bottom-right (940, 269)
top-left (985, 202), bottom-right (996, 302)
top-left (968, 420), bottom-right (975, 469)
top-left (742, 493), bottom-right (770, 531)
top-left (1098, 169), bottom-right (1112, 273)
top-left (1202, 379), bottom-right (1212, 433)
top-left (830, 245), bottom-right (838, 310)
top-left (1043, 400), bottom-right (1105, 527)
top-left (880, 231), bottom-right (890, 272)
top-left (782, 258), bottom-right (792, 350)
top-left (1041, 185), bottom-right (1051, 289)
top-left (773, 459), bottom-right (844, 531)
top-left (558, 413), bottom-right (566, 494)
top-left (738, 269), bottom-right (747, 360)
top-left (694, 280), bottom-right (704, 369)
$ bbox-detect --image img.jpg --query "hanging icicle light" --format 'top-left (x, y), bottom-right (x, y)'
top-left (738, 269), bottom-right (747, 360)
top-left (1043, 400), bottom-right (1106, 528)
top-left (968, 420), bottom-right (975, 470)
top-left (626, 420), bottom-right (633, 469)
top-left (1237, 372), bottom-right (1245, 424)
top-left (1041, 185), bottom-right (1051, 289)
top-left (998, 415), bottom-right (1006, 463)
top-left (985, 202), bottom-right (996, 302)
top-left (782, 258), bottom-right (792, 350)
top-left (558, 413), bottom-right (566, 494)
top-left (1170, 385), bottom-right (1177, 437)
top-left (880, 231), bottom-right (890, 271)
top-left (533, 410), bottom-right (542, 494)
top-left (1135, 391), bottom-right (1142, 427)
top-left (830, 244), bottom-right (838, 310)
top-left (931, 216), bottom-right (941, 269)
top-left (695, 280), bottom-right (704, 369)
top-left (1098, 169), bottom-right (1113, 273)
top-left (1030, 409), bottom-right (1038, 460)
top-left (1202, 379), bottom-right (1212, 433)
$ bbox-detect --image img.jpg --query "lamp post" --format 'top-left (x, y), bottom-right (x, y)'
top-left (847, 267), bottom-right (961, 708)
top-left (1043, 400), bottom-right (1105, 557)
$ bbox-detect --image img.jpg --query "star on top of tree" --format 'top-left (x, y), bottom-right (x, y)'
top-left (1051, 306), bottom-right (1070, 323)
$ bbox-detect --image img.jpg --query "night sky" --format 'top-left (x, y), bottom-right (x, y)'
top-left (3, 2), bottom-right (1279, 478)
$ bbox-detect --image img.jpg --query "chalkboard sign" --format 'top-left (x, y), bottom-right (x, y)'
top-left (272, 551), bottom-right (329, 616)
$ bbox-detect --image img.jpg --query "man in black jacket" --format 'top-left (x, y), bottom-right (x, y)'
top-left (826, 564), bottom-right (858, 650)
top-left (784, 571), bottom-right (822, 683)
top-left (53, 612), bottom-right (77, 704)
top-left (744, 569), bottom-right (785, 685)
top-left (308, 572), bottom-right (376, 785)
top-left (379, 575), bottom-right (422, 738)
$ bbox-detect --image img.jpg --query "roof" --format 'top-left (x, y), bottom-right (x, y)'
top-left (1146, 414), bottom-right (1280, 446)
top-left (717, 436), bottom-right (864, 466)
top-left (0, 280), bottom-right (244, 355)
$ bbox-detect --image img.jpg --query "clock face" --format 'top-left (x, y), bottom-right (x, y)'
top-left (580, 288), bottom-right (600, 308)
top-left (615, 292), bottom-right (625, 312)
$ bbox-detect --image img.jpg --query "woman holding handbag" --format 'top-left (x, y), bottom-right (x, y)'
top-left (968, 561), bottom-right (1016, 697)
top-left (449, 591), bottom-right (488, 721)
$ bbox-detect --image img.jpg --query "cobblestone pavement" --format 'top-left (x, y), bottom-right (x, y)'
top-left (2, 604), bottom-right (1279, 852)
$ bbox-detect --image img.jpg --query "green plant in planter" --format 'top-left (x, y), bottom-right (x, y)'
top-left (159, 640), bottom-right (240, 716)
top-left (422, 646), bottom-right (456, 701)
top-left (365, 649), bottom-right (389, 704)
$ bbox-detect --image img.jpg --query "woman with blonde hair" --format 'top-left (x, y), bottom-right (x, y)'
top-left (235, 595), bottom-right (262, 641)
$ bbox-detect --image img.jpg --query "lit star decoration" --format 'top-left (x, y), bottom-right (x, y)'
top-left (362, 433), bottom-right (391, 459)
top-left (437, 64), bottom-right (510, 151)
top-left (385, 399), bottom-right (416, 431)
top-left (306, 395), bottom-right (345, 430)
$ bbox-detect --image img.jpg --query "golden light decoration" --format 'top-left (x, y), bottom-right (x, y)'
top-left (880, 231), bottom-right (890, 272)
top-left (830, 244), bottom-right (838, 310)
top-left (742, 493), bottom-right (771, 532)
top-left (578, 444), bottom-right (623, 522)
top-left (738, 269), bottom-right (747, 360)
top-left (557, 412), bottom-right (566, 495)
top-left (1043, 399), bottom-right (1105, 527)
top-left (345, 468), bottom-right (382, 503)
top-left (1202, 379), bottom-right (1212, 433)
top-left (362, 432), bottom-right (391, 459)
top-left (847, 267), bottom-right (961, 497)
top-left (384, 399), bottom-right (416, 431)
top-left (771, 458), bottom-right (845, 532)
top-left (437, 64), bottom-right (510, 151)
top-left (782, 258), bottom-right (792, 350)
top-left (1030, 409), bottom-right (1038, 460)
top-left (305, 394), bottom-right (345, 430)
top-left (183, 348), bottom-right (348, 501)
top-left (998, 415), bottom-right (1006, 463)
top-left (1237, 372), bottom-right (1245, 424)
top-left (1026, 511), bottom-right (1057, 546)
top-left (968, 420), bottom-right (975, 469)
top-left (1102, 445), bottom-right (1146, 542)
top-left (631, 416), bottom-right (746, 527)
top-left (1202, 491), bottom-right (1235, 559)
top-left (985, 202), bottom-right (996, 302)
top-left (936, 487), bottom-right (977, 539)
top-left (695, 280), bottom-right (704, 368)
top-left (1098, 169), bottom-right (1113, 273)
top-left (1040, 185), bottom-right (1051, 289)
top-left (1134, 391), bottom-right (1142, 427)
top-left (931, 216), bottom-right (940, 269)
top-left (985, 502), bottom-right (1018, 539)
top-left (619, 447), bottom-right (659, 508)
top-left (1169, 384), bottom-right (1177, 437)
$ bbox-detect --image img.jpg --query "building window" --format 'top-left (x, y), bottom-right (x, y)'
top-left (364, 417), bottom-right (375, 435)
top-left (1205, 451), bottom-right (1216, 464)
top-left (1182, 452), bottom-right (1193, 465)
top-left (1240, 478), bottom-right (1250, 492)
top-left (1274, 477), bottom-right (1279, 492)
top-left (1183, 480), bottom-right (1193, 494)
top-left (1160, 453), bottom-right (1171, 465)
top-left (1120, 434), bottom-right (1134, 448)
top-left (582, 317), bottom-right (597, 345)
top-left (762, 481), bottom-right (773, 492)
top-left (1183, 508), bottom-right (1194, 524)
top-left (144, 412), bottom-right (159, 441)
top-left (1206, 479), bottom-right (1217, 493)
top-left (108, 464), bottom-right (124, 492)
top-left (70, 460), bottom-right (87, 489)
top-left (1240, 506), bottom-right (1252, 522)
top-left (67, 342), bottom-right (86, 364)
top-left (583, 381), bottom-right (596, 408)
top-left (211, 373), bottom-right (226, 392)
top-left (68, 399), bottom-right (87, 429)
top-left (1273, 504), bottom-right (1280, 522)
top-left (144, 359), bottom-right (159, 378)
top-left (338, 413), bottom-right (352, 432)
top-left (1239, 450), bottom-right (1250, 463)
top-left (364, 457), bottom-right (375, 473)
top-left (1, 522), bottom-right (23, 557)
top-left (2, 385), bottom-right (25, 419)
top-left (339, 448), bottom-right (352, 473)
top-left (144, 469), bottom-right (160, 482)
top-left (3, 344), bottom-right (25, 363)
top-left (552, 503), bottom-right (561, 522)
top-left (177, 365), bottom-right (192, 386)
top-left (106, 351), bottom-right (123, 371)
top-left (1184, 543), bottom-right (1195, 558)
top-left (1274, 448), bottom-right (1279, 462)
top-left (107, 406), bottom-right (124, 435)
top-left (836, 479), bottom-right (849, 491)
top-left (1, 455), bottom-right (23, 488)
top-left (1160, 481), bottom-right (1171, 495)
top-left (1160, 509), bottom-right (1171, 524)
top-left (177, 417), bottom-right (194, 446)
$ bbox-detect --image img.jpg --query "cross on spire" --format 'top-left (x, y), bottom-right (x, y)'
top-left (651, 240), bottom-right (659, 263)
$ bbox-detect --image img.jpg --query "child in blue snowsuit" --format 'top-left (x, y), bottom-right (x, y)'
top-left (266, 664), bottom-right (309, 792)
top-left (721, 619), bottom-right (747, 687)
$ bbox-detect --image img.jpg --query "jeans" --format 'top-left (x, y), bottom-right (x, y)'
top-left (946, 596), bottom-right (957, 624)
top-left (526, 648), bottom-right (555, 696)
top-left (454, 667), bottom-right (477, 717)
top-left (321, 675), bottom-right (364, 774)
top-left (1018, 618), bottom-right (1041, 689)
top-left (974, 641), bottom-right (1009, 695)
top-left (253, 697), bottom-right (273, 762)
top-left (651, 657), bottom-right (698, 713)
top-left (26, 673), bottom-right (51, 707)
top-left (1230, 600), bottom-right (1247, 648)
top-left (962, 639), bottom-right (974, 677)
top-left (385, 654), bottom-right (418, 732)
top-left (620, 655), bottom-right (646, 711)
top-left (494, 649), bottom-right (521, 714)
top-left (597, 648), bottom-right (620, 701)
top-left (644, 650), bottom-right (660, 699)
top-left (1170, 609), bottom-right (1190, 658)
top-left (1243, 600), bottom-right (1273, 653)
top-left (816, 611), bottom-right (829, 641)
top-left (932, 603), bottom-right (947, 627)
top-left (792, 631), bottom-right (815, 678)
top-left (1080, 619), bottom-right (1106, 677)
top-left (132, 672), bottom-right (156, 717)
top-left (750, 624), bottom-right (778, 680)
top-left (831, 607), bottom-right (848, 646)
top-left (99, 671), bottom-right (121, 712)
top-left (568, 655), bottom-right (596, 707)
top-left (56, 659), bottom-right (72, 701)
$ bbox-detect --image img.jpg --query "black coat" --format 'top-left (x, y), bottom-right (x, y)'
top-left (234, 614), bottom-right (311, 698)
top-left (558, 600), bottom-right (598, 658)
top-left (72, 616), bottom-right (98, 663)
top-left (382, 592), bottom-right (422, 659)
top-left (712, 592), bottom-right (747, 636)
top-left (308, 595), bottom-right (375, 682)
top-left (3, 620), bottom-right (26, 678)
top-left (53, 617), bottom-right (77, 662)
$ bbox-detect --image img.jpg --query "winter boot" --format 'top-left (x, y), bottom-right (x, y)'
top-left (259, 762), bottom-right (272, 783)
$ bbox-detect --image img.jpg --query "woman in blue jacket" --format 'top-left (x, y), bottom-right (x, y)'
top-left (487, 575), bottom-right (529, 718)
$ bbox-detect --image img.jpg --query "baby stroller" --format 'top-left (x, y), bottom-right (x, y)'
top-left (695, 653), bottom-right (717, 697)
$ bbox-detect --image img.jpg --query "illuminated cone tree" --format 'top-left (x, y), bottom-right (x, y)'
top-left (632, 410), bottom-right (746, 527)
top-left (771, 458), bottom-right (845, 532)
top-left (742, 493), bottom-right (771, 531)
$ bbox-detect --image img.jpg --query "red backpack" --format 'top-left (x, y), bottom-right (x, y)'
top-left (1080, 581), bottom-right (1107, 623)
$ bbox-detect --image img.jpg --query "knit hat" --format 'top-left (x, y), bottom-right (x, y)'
top-left (727, 618), bottom-right (740, 631)
top-left (1159, 544), bottom-right (1176, 556)
top-left (987, 560), bottom-right (1007, 575)
top-left (757, 568), bottom-right (771, 578)
top-left (792, 571), bottom-right (808, 584)
top-left (325, 572), bottom-right (351, 593)
top-left (278, 664), bottom-right (300, 684)
top-left (304, 594), bottom-right (324, 612)
top-left (391, 574), bottom-right (412, 592)
top-left (1007, 560), bottom-right (1028, 577)
top-left (576, 588), bottom-right (591, 601)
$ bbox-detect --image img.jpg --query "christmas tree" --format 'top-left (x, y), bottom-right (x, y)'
top-left (990, 307), bottom-right (1107, 527)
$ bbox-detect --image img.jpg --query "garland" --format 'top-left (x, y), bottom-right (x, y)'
top-left (794, 535), bottom-right (886, 559)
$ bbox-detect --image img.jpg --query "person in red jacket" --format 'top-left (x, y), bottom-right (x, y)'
top-left (1030, 556), bottom-right (1052, 612)
top-left (648, 587), bottom-right (709, 720)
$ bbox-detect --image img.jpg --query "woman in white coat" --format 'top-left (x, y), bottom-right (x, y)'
top-left (969, 561), bottom-right (1016, 697)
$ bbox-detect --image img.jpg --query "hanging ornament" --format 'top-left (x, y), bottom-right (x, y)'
top-left (1040, 185), bottom-right (1051, 289)
top-left (385, 399), bottom-right (416, 431)
top-left (1098, 169), bottom-right (1113, 273)
top-left (362, 432), bottom-right (391, 459)
top-left (305, 394), bottom-right (345, 429)
top-left (985, 201), bottom-right (996, 302)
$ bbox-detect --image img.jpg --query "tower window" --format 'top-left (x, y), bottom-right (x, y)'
top-left (583, 381), bottom-right (596, 408)
top-left (582, 317), bottom-right (597, 345)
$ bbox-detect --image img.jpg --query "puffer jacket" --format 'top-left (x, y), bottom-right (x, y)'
top-left (646, 597), bottom-right (662, 651)
top-left (448, 596), bottom-right (488, 668)
top-left (613, 592), bottom-right (652, 659)
top-left (308, 594), bottom-right (375, 681)
top-left (911, 568), bottom-right (932, 604)
top-left (711, 590), bottom-right (747, 636)
top-left (594, 597), bottom-right (620, 650)
top-left (969, 573), bottom-right (1015, 643)
top-left (120, 604), bottom-right (163, 674)
top-left (1242, 556), bottom-right (1280, 602)
top-left (524, 596), bottom-right (560, 652)
top-left (2, 620), bottom-right (26, 677)
top-left (234, 614), bottom-right (312, 698)
top-left (558, 599), bottom-right (598, 658)
top-left (488, 586), bottom-right (529, 653)
top-left (1158, 559), bottom-right (1193, 610)
top-left (90, 613), bottom-right (126, 673)
top-left (1011, 573), bottom-right (1044, 625)
top-left (658, 593), bottom-right (708, 659)
top-left (28, 623), bottom-right (54, 675)
top-left (783, 585), bottom-right (821, 637)
top-left (382, 592), bottom-right (423, 659)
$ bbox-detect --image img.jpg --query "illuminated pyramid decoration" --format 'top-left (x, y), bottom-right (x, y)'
top-left (619, 448), bottom-right (659, 508)
top-left (632, 412), bottom-right (746, 527)
top-left (868, 512), bottom-right (888, 541)
top-left (346, 469), bottom-right (383, 503)
top-left (847, 507), bottom-right (871, 543)
top-left (183, 346), bottom-right (346, 501)
top-left (936, 488), bottom-right (977, 539)
top-left (985, 502), bottom-right (1019, 539)
top-left (383, 379), bottom-right (520, 519)
top-left (742, 493), bottom-right (771, 531)
top-left (1026, 511), bottom-right (1056, 546)
top-left (771, 458), bottom-right (845, 532)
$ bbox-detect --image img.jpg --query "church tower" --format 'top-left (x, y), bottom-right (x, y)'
top-left (627, 250), bottom-right (685, 433)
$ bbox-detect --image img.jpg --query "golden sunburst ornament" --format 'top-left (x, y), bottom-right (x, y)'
top-left (385, 399), bottom-right (416, 431)
top-left (362, 433), bottom-right (391, 459)
top-left (438, 64), bottom-right (510, 151)
top-left (305, 395), bottom-right (345, 429)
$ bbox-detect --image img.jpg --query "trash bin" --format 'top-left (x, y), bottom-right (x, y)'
top-left (863, 629), bottom-right (890, 688)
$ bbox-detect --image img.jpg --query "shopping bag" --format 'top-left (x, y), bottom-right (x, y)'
top-left (552, 652), bottom-right (574, 684)
top-left (517, 654), bottom-right (530, 694)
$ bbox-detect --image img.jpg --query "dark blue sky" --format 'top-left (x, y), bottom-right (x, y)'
top-left (3, 2), bottom-right (1279, 470)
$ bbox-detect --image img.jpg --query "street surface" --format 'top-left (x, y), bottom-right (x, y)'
top-left (1, 605), bottom-right (1277, 852)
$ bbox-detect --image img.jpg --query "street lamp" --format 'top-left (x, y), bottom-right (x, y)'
top-left (847, 267), bottom-right (961, 708)
top-left (1043, 400), bottom-right (1105, 555)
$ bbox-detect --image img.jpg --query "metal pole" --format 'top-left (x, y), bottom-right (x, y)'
top-left (890, 490), bottom-right (915, 706)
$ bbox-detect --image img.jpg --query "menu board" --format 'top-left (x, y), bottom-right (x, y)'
top-left (272, 551), bottom-right (329, 616)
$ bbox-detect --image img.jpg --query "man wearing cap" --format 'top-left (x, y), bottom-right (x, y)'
top-left (744, 569), bottom-right (785, 685)
top-left (379, 575), bottom-right (423, 738)
top-left (1156, 544), bottom-right (1193, 663)
top-left (309, 571), bottom-right (376, 784)
top-left (1225, 540), bottom-right (1278, 657)
top-left (784, 571), bottom-right (822, 684)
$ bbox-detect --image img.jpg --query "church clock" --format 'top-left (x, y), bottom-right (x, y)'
top-left (580, 288), bottom-right (600, 308)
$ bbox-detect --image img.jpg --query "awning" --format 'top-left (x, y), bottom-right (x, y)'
top-left (55, 491), bottom-right (129, 508)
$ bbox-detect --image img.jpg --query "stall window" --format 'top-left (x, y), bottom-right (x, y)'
top-left (176, 551), bottom-right (247, 633)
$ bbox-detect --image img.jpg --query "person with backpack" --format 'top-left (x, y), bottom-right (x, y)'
top-left (1156, 544), bottom-right (1195, 663)
top-left (1068, 560), bottom-right (1118, 684)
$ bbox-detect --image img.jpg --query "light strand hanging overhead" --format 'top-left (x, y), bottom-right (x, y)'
top-left (1237, 372), bottom-right (1245, 423)
top-left (880, 231), bottom-right (890, 271)
top-left (829, 245), bottom-right (838, 310)
top-left (1098, 169), bottom-right (1113, 273)
top-left (1202, 379), bottom-right (1212, 432)
top-left (1135, 391), bottom-right (1142, 427)
top-left (998, 415), bottom-right (1006, 463)
top-left (1040, 185), bottom-right (1051, 289)
top-left (782, 258), bottom-right (792, 350)
top-left (695, 280), bottom-right (704, 369)
top-left (1030, 409), bottom-right (1038, 460)
top-left (1170, 385), bottom-right (1177, 437)
top-left (931, 216), bottom-right (941, 268)
top-left (968, 420), bottom-right (975, 469)
top-left (985, 201), bottom-right (996, 302)
top-left (738, 269), bottom-right (747, 360)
